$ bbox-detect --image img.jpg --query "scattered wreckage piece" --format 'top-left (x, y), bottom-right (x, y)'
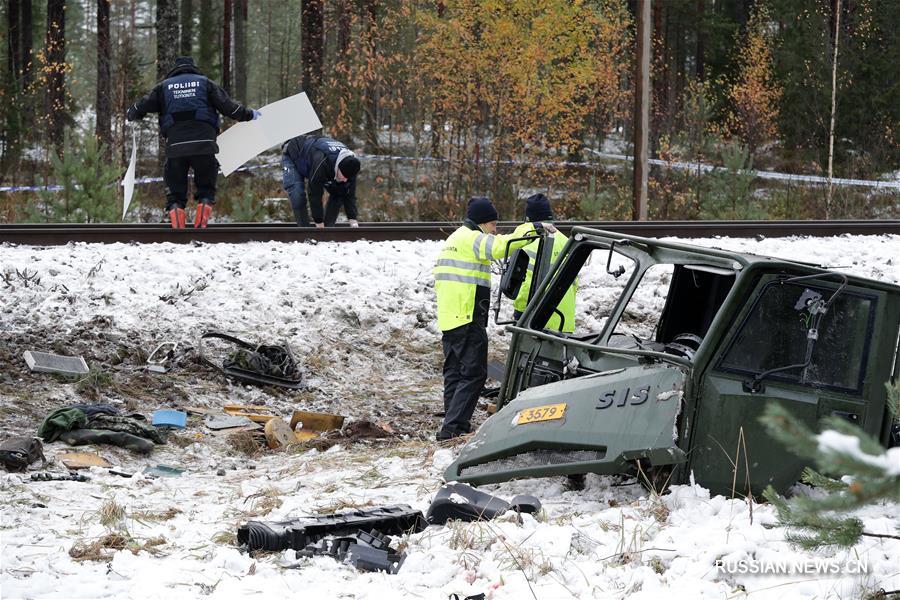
top-left (210, 425), bottom-right (262, 437)
top-left (58, 451), bottom-right (111, 470)
top-left (184, 407), bottom-right (220, 416)
top-left (264, 418), bottom-right (296, 449)
top-left (294, 529), bottom-right (407, 574)
top-left (204, 413), bottom-right (258, 431)
top-left (23, 351), bottom-right (89, 376)
top-left (152, 410), bottom-right (187, 429)
top-left (30, 471), bottom-right (89, 482)
top-left (290, 410), bottom-right (345, 433)
top-left (200, 332), bottom-right (303, 389)
top-left (146, 342), bottom-right (178, 373)
top-left (294, 430), bottom-right (318, 442)
top-left (0, 437), bottom-right (46, 472)
top-left (238, 505), bottom-right (427, 552)
top-left (143, 465), bottom-right (183, 478)
top-left (223, 405), bottom-right (277, 423)
top-left (425, 483), bottom-right (541, 526)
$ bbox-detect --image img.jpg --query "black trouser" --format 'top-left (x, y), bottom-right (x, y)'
top-left (323, 192), bottom-right (358, 226)
top-left (441, 321), bottom-right (488, 435)
top-left (164, 154), bottom-right (219, 211)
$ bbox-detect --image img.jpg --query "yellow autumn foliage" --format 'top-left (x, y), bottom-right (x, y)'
top-left (418, 0), bottom-right (632, 166)
top-left (726, 2), bottom-right (782, 156)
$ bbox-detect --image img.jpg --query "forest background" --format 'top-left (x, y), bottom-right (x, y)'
top-left (0, 0), bottom-right (898, 223)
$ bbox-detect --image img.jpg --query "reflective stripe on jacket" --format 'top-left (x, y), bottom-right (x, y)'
top-left (434, 221), bottom-right (536, 332)
top-left (513, 229), bottom-right (576, 332)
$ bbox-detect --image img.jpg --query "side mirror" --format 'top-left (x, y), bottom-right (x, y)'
top-left (606, 239), bottom-right (631, 278)
top-left (500, 248), bottom-right (530, 299)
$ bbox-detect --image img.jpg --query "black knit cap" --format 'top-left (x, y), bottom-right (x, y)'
top-left (525, 193), bottom-right (553, 221)
top-left (466, 196), bottom-right (499, 224)
top-left (173, 56), bottom-right (196, 68)
top-left (338, 156), bottom-right (361, 179)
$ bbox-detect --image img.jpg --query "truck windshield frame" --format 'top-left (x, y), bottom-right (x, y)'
top-left (717, 278), bottom-right (877, 395)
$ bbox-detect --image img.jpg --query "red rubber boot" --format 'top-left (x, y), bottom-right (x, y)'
top-left (168, 207), bottom-right (186, 229)
top-left (193, 203), bottom-right (213, 229)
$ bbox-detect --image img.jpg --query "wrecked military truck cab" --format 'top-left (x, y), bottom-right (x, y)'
top-left (445, 227), bottom-right (900, 496)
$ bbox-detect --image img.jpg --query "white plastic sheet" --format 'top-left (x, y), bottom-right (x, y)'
top-left (215, 92), bottom-right (322, 176)
top-left (121, 128), bottom-right (137, 220)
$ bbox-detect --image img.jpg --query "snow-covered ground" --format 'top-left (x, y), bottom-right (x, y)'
top-left (1, 234), bottom-right (898, 600)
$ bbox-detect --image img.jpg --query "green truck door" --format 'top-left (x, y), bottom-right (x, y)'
top-left (688, 277), bottom-right (879, 497)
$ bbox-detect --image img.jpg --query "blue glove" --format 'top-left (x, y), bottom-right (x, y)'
top-left (252, 109), bottom-right (262, 120)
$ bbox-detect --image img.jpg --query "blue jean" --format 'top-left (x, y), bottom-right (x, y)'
top-left (282, 155), bottom-right (311, 226)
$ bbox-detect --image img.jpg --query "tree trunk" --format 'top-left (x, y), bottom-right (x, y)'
top-left (96, 0), bottom-right (112, 154)
top-left (198, 0), bottom-right (216, 76)
top-left (21, 0), bottom-right (33, 86)
top-left (363, 0), bottom-right (379, 153)
top-left (826, 0), bottom-right (841, 218)
top-left (223, 0), bottom-right (232, 92)
top-left (264, 5), bottom-right (272, 104)
top-left (674, 15), bottom-right (685, 109)
top-left (695, 0), bottom-right (705, 80)
top-left (650, 0), bottom-right (664, 154)
top-left (430, 0), bottom-right (445, 156)
top-left (633, 0), bottom-right (650, 221)
top-left (157, 0), bottom-right (179, 164)
top-left (233, 0), bottom-right (247, 102)
top-left (301, 0), bottom-right (324, 105)
top-left (180, 0), bottom-right (193, 56)
top-left (156, 0), bottom-right (180, 82)
top-left (44, 0), bottom-right (67, 150)
top-left (334, 0), bottom-right (352, 141)
top-left (8, 0), bottom-right (21, 82)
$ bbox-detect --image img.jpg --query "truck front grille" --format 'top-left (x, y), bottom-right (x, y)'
top-left (459, 448), bottom-right (606, 478)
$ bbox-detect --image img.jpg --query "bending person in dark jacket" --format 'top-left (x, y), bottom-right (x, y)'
top-left (126, 56), bottom-right (259, 229)
top-left (282, 134), bottom-right (362, 227)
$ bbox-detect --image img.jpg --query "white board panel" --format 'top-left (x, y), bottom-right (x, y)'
top-left (121, 128), bottom-right (137, 220)
top-left (215, 92), bottom-right (322, 176)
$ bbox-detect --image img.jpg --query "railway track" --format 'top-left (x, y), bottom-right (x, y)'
top-left (1, 220), bottom-right (899, 245)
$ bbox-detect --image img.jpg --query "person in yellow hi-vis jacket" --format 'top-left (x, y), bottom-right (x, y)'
top-left (513, 193), bottom-right (576, 333)
top-left (433, 197), bottom-right (547, 440)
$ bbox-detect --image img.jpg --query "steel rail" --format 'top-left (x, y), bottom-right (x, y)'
top-left (1, 220), bottom-right (899, 245)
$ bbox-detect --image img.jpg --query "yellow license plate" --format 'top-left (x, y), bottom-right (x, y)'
top-left (516, 403), bottom-right (567, 425)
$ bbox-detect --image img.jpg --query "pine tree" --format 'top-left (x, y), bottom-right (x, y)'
top-left (760, 388), bottom-right (900, 550)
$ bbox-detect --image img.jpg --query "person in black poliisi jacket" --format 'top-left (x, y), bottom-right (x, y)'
top-left (126, 56), bottom-right (259, 229)
top-left (281, 134), bottom-right (362, 227)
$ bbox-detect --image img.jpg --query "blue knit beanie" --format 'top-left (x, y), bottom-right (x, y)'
top-left (525, 193), bottom-right (553, 221)
top-left (466, 197), bottom-right (499, 223)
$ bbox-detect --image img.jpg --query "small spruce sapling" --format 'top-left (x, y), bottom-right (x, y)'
top-left (759, 386), bottom-right (900, 549)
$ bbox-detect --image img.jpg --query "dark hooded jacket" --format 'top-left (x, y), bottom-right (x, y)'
top-left (282, 135), bottom-right (358, 224)
top-left (127, 62), bottom-right (254, 158)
